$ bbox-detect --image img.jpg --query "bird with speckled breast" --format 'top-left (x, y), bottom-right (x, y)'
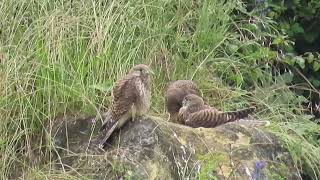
top-left (98, 64), bottom-right (153, 149)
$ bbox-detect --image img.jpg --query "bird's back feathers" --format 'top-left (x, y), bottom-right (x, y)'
top-left (166, 80), bottom-right (199, 93)
top-left (165, 80), bottom-right (200, 122)
top-left (109, 75), bottom-right (140, 121)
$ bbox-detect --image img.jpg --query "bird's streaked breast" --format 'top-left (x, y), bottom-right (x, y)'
top-left (134, 78), bottom-right (151, 115)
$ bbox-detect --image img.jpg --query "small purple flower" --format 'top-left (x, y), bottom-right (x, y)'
top-left (252, 161), bottom-right (266, 180)
top-left (255, 161), bottom-right (265, 170)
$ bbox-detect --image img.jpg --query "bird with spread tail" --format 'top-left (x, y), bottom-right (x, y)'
top-left (164, 80), bottom-right (201, 123)
top-left (178, 94), bottom-right (256, 128)
top-left (98, 64), bottom-right (153, 149)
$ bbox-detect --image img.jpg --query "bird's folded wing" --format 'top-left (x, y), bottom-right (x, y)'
top-left (100, 75), bottom-right (139, 132)
top-left (111, 76), bottom-right (139, 118)
top-left (185, 109), bottom-right (208, 128)
top-left (185, 107), bottom-right (256, 128)
top-left (185, 109), bottom-right (222, 128)
top-left (177, 106), bottom-right (189, 124)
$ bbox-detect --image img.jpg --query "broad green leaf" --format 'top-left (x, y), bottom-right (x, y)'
top-left (306, 52), bottom-right (315, 63)
top-left (291, 23), bottom-right (304, 34)
top-left (313, 61), bottom-right (320, 71)
top-left (311, 78), bottom-right (320, 87)
top-left (280, 72), bottom-right (293, 83)
top-left (294, 56), bottom-right (305, 69)
top-left (272, 37), bottom-right (283, 45)
top-left (284, 56), bottom-right (295, 65)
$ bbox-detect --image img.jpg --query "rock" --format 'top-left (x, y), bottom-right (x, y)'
top-left (46, 114), bottom-right (301, 179)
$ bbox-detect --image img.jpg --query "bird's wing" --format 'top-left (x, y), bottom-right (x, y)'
top-left (185, 109), bottom-right (217, 128)
top-left (185, 107), bottom-right (256, 128)
top-left (110, 75), bottom-right (139, 119)
top-left (100, 75), bottom-right (139, 131)
top-left (177, 106), bottom-right (189, 124)
top-left (187, 104), bottom-right (213, 114)
top-left (176, 104), bottom-right (214, 125)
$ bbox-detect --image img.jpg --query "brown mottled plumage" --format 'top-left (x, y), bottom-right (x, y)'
top-left (98, 64), bottom-right (152, 148)
top-left (164, 80), bottom-right (201, 123)
top-left (166, 80), bottom-right (199, 92)
top-left (178, 94), bottom-right (256, 128)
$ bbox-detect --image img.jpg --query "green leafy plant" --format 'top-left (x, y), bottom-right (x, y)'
top-left (197, 153), bottom-right (225, 180)
top-left (243, 0), bottom-right (320, 103)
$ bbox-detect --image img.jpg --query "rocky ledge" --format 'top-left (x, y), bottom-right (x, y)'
top-left (46, 114), bottom-right (301, 179)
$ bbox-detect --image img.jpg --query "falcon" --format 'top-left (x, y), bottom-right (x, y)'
top-left (164, 80), bottom-right (200, 123)
top-left (98, 64), bottom-right (153, 148)
top-left (178, 94), bottom-right (256, 128)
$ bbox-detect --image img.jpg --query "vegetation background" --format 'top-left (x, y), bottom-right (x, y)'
top-left (0, 0), bottom-right (319, 179)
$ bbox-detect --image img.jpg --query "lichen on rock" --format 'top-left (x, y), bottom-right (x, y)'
top-left (46, 114), bottom-right (301, 179)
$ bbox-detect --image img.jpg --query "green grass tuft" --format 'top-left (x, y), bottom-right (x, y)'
top-left (0, 0), bottom-right (319, 179)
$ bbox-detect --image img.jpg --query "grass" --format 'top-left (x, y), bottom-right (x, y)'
top-left (0, 0), bottom-right (319, 179)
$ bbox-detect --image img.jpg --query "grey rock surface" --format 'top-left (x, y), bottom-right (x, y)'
top-left (46, 114), bottom-right (301, 179)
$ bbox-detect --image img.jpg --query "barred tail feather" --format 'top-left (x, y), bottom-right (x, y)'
top-left (183, 107), bottom-right (256, 128)
top-left (225, 106), bottom-right (256, 122)
top-left (99, 110), bottom-right (113, 132)
top-left (98, 119), bottom-right (119, 149)
top-left (237, 119), bottom-right (271, 127)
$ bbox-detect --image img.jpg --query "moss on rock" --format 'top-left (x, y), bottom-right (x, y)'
top-left (45, 114), bottom-right (301, 179)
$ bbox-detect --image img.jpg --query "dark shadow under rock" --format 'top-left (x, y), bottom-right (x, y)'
top-left (45, 114), bottom-right (302, 180)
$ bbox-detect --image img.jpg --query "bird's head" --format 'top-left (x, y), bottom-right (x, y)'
top-left (182, 94), bottom-right (204, 107)
top-left (129, 64), bottom-right (154, 78)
